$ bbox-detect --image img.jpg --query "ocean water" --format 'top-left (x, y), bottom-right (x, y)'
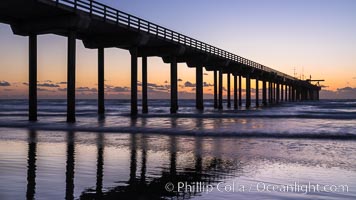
top-left (0, 99), bottom-right (355, 200)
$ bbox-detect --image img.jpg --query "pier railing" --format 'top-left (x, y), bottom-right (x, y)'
top-left (40, 0), bottom-right (297, 81)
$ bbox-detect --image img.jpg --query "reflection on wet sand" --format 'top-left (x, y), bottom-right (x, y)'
top-left (21, 130), bottom-right (356, 200)
top-left (24, 130), bottom-right (240, 200)
top-left (26, 130), bottom-right (37, 200)
top-left (66, 131), bottom-right (75, 200)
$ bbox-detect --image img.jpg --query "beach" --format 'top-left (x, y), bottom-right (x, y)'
top-left (0, 99), bottom-right (355, 199)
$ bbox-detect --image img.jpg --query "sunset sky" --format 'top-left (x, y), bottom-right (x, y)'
top-left (0, 0), bottom-right (355, 99)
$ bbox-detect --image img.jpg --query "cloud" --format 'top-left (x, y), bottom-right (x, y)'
top-left (38, 88), bottom-right (55, 92)
top-left (204, 73), bottom-right (209, 76)
top-left (38, 83), bottom-right (60, 88)
top-left (111, 87), bottom-right (130, 92)
top-left (320, 87), bottom-right (356, 99)
top-left (203, 82), bottom-right (213, 87)
top-left (337, 87), bottom-right (355, 92)
top-left (57, 81), bottom-right (67, 85)
top-left (178, 78), bottom-right (183, 82)
top-left (57, 87), bottom-right (97, 92)
top-left (105, 85), bottom-right (130, 92)
top-left (0, 81), bottom-right (11, 87)
top-left (77, 87), bottom-right (97, 92)
top-left (182, 81), bottom-right (213, 88)
top-left (184, 81), bottom-right (196, 87)
top-left (138, 81), bottom-right (171, 92)
top-left (23, 82), bottom-right (29, 86)
top-left (147, 83), bottom-right (169, 91)
top-left (58, 88), bottom-right (66, 92)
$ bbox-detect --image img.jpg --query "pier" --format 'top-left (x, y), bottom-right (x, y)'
top-left (0, 0), bottom-right (321, 122)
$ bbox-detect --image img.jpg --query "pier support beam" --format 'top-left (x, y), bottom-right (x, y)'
top-left (296, 87), bottom-right (300, 101)
top-left (272, 82), bottom-right (276, 103)
top-left (218, 69), bottom-right (223, 109)
top-left (67, 31), bottom-right (76, 123)
top-left (255, 78), bottom-right (259, 107)
top-left (227, 73), bottom-right (231, 108)
top-left (281, 84), bottom-right (284, 101)
top-left (170, 57), bottom-right (178, 113)
top-left (234, 74), bottom-right (238, 109)
top-left (285, 85), bottom-right (288, 102)
top-left (142, 56), bottom-right (148, 113)
top-left (98, 47), bottom-right (105, 115)
top-left (262, 79), bottom-right (267, 106)
top-left (246, 74), bottom-right (251, 108)
top-left (292, 86), bottom-right (296, 101)
top-left (239, 75), bottom-right (242, 107)
top-left (195, 66), bottom-right (204, 110)
top-left (308, 90), bottom-right (311, 101)
top-left (276, 83), bottom-right (280, 103)
top-left (213, 70), bottom-right (218, 109)
top-left (268, 81), bottom-right (272, 104)
top-left (130, 48), bottom-right (138, 116)
top-left (29, 34), bottom-right (37, 121)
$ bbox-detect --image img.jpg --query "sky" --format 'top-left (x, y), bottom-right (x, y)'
top-left (0, 0), bottom-right (355, 99)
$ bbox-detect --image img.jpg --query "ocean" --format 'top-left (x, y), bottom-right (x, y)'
top-left (0, 99), bottom-right (355, 199)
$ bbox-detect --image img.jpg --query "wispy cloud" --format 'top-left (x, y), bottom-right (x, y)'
top-left (203, 82), bottom-right (213, 87)
top-left (58, 88), bottom-right (66, 92)
top-left (184, 81), bottom-right (195, 87)
top-left (77, 87), bottom-right (97, 92)
top-left (148, 83), bottom-right (169, 91)
top-left (109, 86), bottom-right (130, 92)
top-left (38, 83), bottom-right (60, 88)
top-left (57, 81), bottom-right (67, 85)
top-left (0, 81), bottom-right (11, 87)
top-left (320, 87), bottom-right (356, 99)
top-left (183, 81), bottom-right (213, 88)
top-left (38, 88), bottom-right (54, 92)
top-left (105, 84), bottom-right (130, 93)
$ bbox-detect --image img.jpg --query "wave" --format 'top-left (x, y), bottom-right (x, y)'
top-left (1, 99), bottom-right (355, 139)
top-left (1, 112), bottom-right (356, 120)
top-left (0, 121), bottom-right (355, 140)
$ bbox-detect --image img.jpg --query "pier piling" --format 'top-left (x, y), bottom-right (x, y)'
top-left (196, 66), bottom-right (204, 110)
top-left (130, 48), bottom-right (138, 116)
top-left (98, 47), bottom-right (105, 114)
top-left (142, 56), bottom-right (148, 113)
top-left (246, 74), bottom-right (251, 108)
top-left (67, 31), bottom-right (76, 123)
top-left (29, 34), bottom-right (37, 121)
top-left (227, 73), bottom-right (231, 108)
top-left (218, 69), bottom-right (223, 110)
top-left (213, 70), bottom-right (218, 109)
top-left (170, 57), bottom-right (178, 113)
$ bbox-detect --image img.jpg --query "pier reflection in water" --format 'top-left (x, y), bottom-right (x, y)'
top-left (0, 129), bottom-right (353, 200)
top-left (26, 131), bottom-right (37, 200)
top-left (21, 130), bottom-right (244, 200)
